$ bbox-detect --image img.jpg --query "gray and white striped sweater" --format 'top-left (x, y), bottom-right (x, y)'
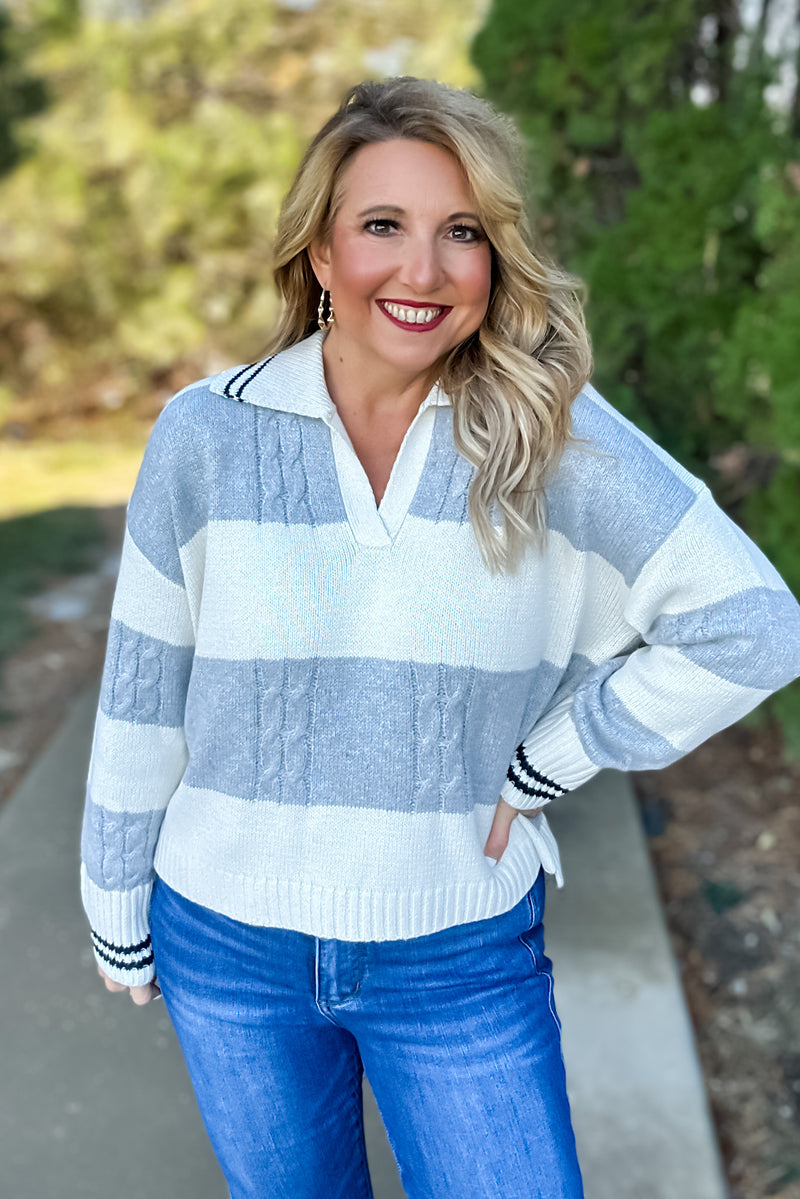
top-left (80, 330), bottom-right (800, 985)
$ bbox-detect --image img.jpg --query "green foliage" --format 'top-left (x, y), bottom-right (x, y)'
top-left (474, 0), bottom-right (707, 254)
top-left (0, 505), bottom-right (106, 664)
top-left (0, 0), bottom-right (484, 428)
top-left (584, 98), bottom-right (773, 463)
top-left (21, 0), bottom-right (81, 41)
top-left (0, 3), bottom-right (48, 175)
top-left (474, 0), bottom-right (800, 746)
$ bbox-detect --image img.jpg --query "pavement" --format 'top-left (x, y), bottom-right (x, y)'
top-left (0, 682), bottom-right (729, 1199)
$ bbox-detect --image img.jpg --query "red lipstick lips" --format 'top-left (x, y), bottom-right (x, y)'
top-left (377, 300), bottom-right (451, 332)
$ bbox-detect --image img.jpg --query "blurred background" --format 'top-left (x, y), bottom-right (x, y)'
top-left (0, 1), bottom-right (798, 1195)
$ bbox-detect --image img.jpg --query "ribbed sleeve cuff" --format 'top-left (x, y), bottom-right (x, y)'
top-left (80, 866), bottom-right (156, 987)
top-left (501, 696), bottom-right (601, 810)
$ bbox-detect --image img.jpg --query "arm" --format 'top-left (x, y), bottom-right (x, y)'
top-left (502, 485), bottom-right (800, 811)
top-left (80, 402), bottom-right (199, 988)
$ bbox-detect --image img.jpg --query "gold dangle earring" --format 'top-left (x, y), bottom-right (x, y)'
top-left (317, 289), bottom-right (335, 331)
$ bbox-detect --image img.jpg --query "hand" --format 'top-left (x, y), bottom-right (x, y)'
top-left (97, 963), bottom-right (162, 1005)
top-left (484, 796), bottom-right (543, 864)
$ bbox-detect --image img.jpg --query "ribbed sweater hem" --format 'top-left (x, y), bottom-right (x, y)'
top-left (152, 828), bottom-right (559, 942)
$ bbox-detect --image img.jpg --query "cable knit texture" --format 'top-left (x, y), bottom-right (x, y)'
top-left (80, 330), bottom-right (800, 985)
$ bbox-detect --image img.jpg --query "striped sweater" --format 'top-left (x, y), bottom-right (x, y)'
top-left (81, 330), bottom-right (800, 985)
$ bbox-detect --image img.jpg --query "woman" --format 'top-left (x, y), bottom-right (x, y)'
top-left (81, 77), bottom-right (800, 1198)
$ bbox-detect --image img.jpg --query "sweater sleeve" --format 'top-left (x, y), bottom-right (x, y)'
top-left (502, 484), bottom-right (800, 811)
top-left (80, 402), bottom-right (199, 986)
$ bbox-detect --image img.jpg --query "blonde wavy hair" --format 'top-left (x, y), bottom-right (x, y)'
top-left (267, 77), bottom-right (593, 573)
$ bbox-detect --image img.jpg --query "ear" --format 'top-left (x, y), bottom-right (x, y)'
top-left (307, 236), bottom-right (331, 291)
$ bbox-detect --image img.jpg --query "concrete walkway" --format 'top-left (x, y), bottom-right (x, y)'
top-left (0, 683), bottom-right (728, 1199)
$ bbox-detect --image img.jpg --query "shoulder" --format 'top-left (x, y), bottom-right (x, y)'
top-left (137, 366), bottom-right (268, 498)
top-left (151, 372), bottom-right (252, 448)
top-left (548, 383), bottom-right (708, 582)
top-left (129, 374), bottom-right (249, 550)
top-left (565, 383), bottom-right (704, 496)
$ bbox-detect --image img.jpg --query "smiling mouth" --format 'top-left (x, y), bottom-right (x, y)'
top-left (377, 300), bottom-right (450, 330)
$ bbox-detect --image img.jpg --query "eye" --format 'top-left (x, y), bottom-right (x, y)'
top-left (448, 224), bottom-right (484, 243)
top-left (364, 218), bottom-right (399, 236)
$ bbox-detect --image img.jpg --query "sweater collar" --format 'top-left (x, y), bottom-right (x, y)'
top-left (207, 329), bottom-right (451, 418)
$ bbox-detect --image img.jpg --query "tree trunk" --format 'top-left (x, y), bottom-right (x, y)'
top-left (713, 0), bottom-right (739, 103)
top-left (748, 0), bottom-right (774, 73)
top-left (791, 0), bottom-right (800, 138)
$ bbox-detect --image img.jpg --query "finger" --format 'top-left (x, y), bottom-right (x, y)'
top-left (483, 797), bottom-right (518, 862)
top-left (101, 975), bottom-right (128, 994)
top-left (129, 983), bottom-right (158, 1006)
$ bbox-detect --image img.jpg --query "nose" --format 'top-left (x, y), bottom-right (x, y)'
top-left (398, 235), bottom-right (446, 294)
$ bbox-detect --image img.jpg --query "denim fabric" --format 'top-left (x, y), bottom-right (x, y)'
top-left (149, 870), bottom-right (584, 1199)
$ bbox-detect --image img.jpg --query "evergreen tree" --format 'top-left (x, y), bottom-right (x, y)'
top-left (0, 2), bottom-right (48, 175)
top-left (474, 0), bottom-right (800, 739)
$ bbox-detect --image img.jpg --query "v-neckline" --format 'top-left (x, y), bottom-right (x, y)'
top-left (325, 395), bottom-right (442, 546)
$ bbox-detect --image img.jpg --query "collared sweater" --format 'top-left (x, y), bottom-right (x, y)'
top-left (81, 330), bottom-right (800, 985)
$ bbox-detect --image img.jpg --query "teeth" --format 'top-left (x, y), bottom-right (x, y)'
top-left (383, 303), bottom-right (442, 324)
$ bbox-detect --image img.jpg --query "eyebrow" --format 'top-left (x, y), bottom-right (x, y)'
top-left (356, 205), bottom-right (482, 222)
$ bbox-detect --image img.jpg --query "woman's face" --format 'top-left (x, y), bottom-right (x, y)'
top-left (309, 138), bottom-right (493, 392)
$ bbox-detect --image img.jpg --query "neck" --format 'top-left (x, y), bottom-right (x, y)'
top-left (320, 330), bottom-right (438, 425)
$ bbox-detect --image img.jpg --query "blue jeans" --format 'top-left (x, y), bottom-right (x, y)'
top-left (149, 869), bottom-right (584, 1199)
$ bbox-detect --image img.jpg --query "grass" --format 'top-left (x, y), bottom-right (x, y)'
top-left (0, 506), bottom-right (111, 664)
top-left (0, 437), bottom-right (146, 668)
top-left (0, 438), bottom-right (146, 519)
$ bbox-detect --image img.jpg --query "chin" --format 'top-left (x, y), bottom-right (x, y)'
top-left (381, 336), bottom-right (452, 366)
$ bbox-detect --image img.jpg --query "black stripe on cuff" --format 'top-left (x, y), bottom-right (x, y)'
top-left (514, 745), bottom-right (563, 794)
top-left (91, 930), bottom-right (154, 972)
top-left (507, 750), bottom-right (566, 802)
